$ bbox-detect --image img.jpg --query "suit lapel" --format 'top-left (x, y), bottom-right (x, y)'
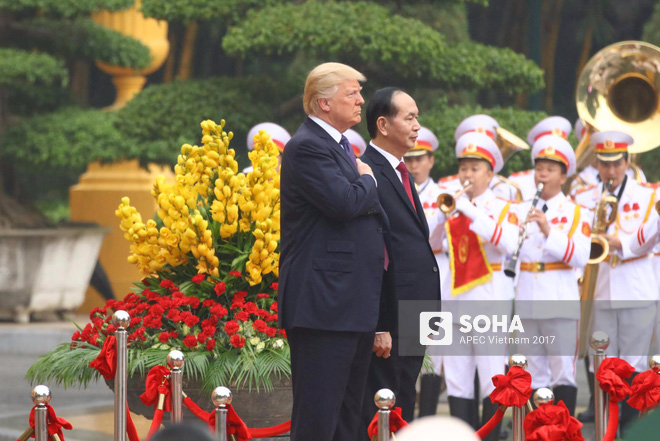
top-left (304, 117), bottom-right (358, 175)
top-left (365, 146), bottom-right (424, 228)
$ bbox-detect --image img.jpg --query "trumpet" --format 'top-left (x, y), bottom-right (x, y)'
top-left (504, 182), bottom-right (544, 278)
top-left (437, 181), bottom-right (473, 214)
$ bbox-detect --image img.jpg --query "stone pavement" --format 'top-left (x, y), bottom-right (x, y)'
top-left (0, 315), bottom-right (598, 441)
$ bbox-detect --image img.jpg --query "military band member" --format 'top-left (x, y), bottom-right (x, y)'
top-left (570, 119), bottom-right (646, 197)
top-left (509, 116), bottom-right (573, 201)
top-left (513, 135), bottom-right (590, 416)
top-left (243, 122), bottom-right (291, 173)
top-left (403, 126), bottom-right (444, 417)
top-left (573, 131), bottom-right (659, 433)
top-left (454, 114), bottom-right (522, 202)
top-left (429, 131), bottom-right (518, 441)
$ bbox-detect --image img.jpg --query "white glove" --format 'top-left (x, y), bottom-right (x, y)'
top-left (455, 196), bottom-right (478, 221)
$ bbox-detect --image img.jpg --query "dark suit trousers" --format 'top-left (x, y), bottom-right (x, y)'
top-left (288, 327), bottom-right (374, 441)
top-left (360, 334), bottom-right (424, 440)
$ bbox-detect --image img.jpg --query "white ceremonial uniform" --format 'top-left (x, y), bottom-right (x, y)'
top-left (574, 178), bottom-right (659, 371)
top-left (570, 164), bottom-right (647, 197)
top-left (418, 177), bottom-right (447, 376)
top-left (508, 170), bottom-right (536, 201)
top-left (514, 193), bottom-right (590, 388)
top-left (435, 189), bottom-right (518, 399)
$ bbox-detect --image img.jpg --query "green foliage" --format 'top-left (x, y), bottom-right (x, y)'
top-left (397, 1), bottom-right (471, 44)
top-left (642, 2), bottom-right (660, 47)
top-left (0, 0), bottom-right (135, 16)
top-left (12, 18), bottom-right (151, 69)
top-left (114, 76), bottom-right (275, 166)
top-left (0, 108), bottom-right (136, 169)
top-left (419, 104), bottom-right (548, 179)
top-left (0, 48), bottom-right (68, 88)
top-left (222, 1), bottom-right (544, 93)
top-left (140, 0), bottom-right (284, 23)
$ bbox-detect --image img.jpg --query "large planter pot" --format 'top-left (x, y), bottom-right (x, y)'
top-left (107, 374), bottom-right (292, 439)
top-left (0, 224), bottom-right (107, 323)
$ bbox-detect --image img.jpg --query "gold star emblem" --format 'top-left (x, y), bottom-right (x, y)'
top-left (545, 146), bottom-right (556, 155)
top-left (465, 144), bottom-right (478, 153)
top-left (604, 140), bottom-right (615, 150)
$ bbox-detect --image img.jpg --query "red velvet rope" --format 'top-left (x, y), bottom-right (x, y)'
top-left (596, 357), bottom-right (635, 441)
top-left (26, 404), bottom-right (72, 441)
top-left (366, 407), bottom-right (408, 439)
top-left (476, 408), bottom-right (505, 439)
top-left (146, 408), bottom-right (164, 441)
top-left (476, 366), bottom-right (532, 439)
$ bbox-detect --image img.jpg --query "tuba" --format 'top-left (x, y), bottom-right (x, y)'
top-left (577, 179), bottom-right (618, 357)
top-left (493, 127), bottom-right (529, 202)
top-left (573, 41), bottom-right (660, 176)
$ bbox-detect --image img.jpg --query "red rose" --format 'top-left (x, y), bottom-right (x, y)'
top-left (206, 339), bottom-right (216, 351)
top-left (231, 299), bottom-right (245, 310)
top-left (183, 335), bottom-right (198, 348)
top-left (255, 309), bottom-right (269, 318)
top-left (72, 331), bottom-right (81, 341)
top-left (253, 320), bottom-right (268, 333)
top-left (278, 329), bottom-right (287, 338)
top-left (270, 282), bottom-right (278, 290)
top-left (159, 332), bottom-right (170, 342)
top-left (167, 309), bottom-right (182, 322)
top-left (192, 274), bottom-right (206, 284)
top-left (270, 302), bottom-right (278, 312)
top-left (228, 271), bottom-right (242, 278)
top-left (230, 334), bottom-right (246, 348)
top-left (235, 311), bottom-right (249, 321)
top-left (256, 293), bottom-right (270, 299)
top-left (265, 327), bottom-right (277, 337)
top-left (214, 282), bottom-right (226, 296)
top-left (159, 279), bottom-right (177, 290)
top-left (202, 299), bottom-right (215, 307)
top-left (224, 320), bottom-right (240, 335)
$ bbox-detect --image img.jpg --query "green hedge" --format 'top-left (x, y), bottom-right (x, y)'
top-left (141, 0), bottom-right (283, 23)
top-left (642, 2), bottom-right (660, 47)
top-left (223, 1), bottom-right (543, 93)
top-left (0, 108), bottom-right (134, 169)
top-left (0, 0), bottom-right (135, 16)
top-left (0, 48), bottom-right (68, 88)
top-left (11, 18), bottom-right (151, 69)
top-left (114, 76), bottom-right (276, 166)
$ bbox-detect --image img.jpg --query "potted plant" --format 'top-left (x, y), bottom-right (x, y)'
top-left (27, 119), bottom-right (290, 424)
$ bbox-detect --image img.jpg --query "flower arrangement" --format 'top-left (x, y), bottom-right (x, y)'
top-left (28, 119), bottom-right (289, 391)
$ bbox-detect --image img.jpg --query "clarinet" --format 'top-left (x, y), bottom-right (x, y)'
top-left (504, 182), bottom-right (544, 278)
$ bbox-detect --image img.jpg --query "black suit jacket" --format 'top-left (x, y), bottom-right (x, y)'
top-left (361, 144), bottom-right (441, 333)
top-left (278, 117), bottom-right (387, 332)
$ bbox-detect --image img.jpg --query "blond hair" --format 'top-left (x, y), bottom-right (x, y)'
top-left (303, 63), bottom-right (366, 116)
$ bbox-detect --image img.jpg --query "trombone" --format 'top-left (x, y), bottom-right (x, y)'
top-left (504, 183), bottom-right (544, 278)
top-left (437, 181), bottom-right (473, 214)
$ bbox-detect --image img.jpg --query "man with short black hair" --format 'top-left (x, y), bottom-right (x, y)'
top-left (359, 87), bottom-right (441, 435)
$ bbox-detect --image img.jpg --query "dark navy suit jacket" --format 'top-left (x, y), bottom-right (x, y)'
top-left (361, 144), bottom-right (441, 333)
top-left (279, 117), bottom-right (387, 332)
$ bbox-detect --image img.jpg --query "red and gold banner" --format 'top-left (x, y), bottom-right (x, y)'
top-left (446, 213), bottom-right (492, 296)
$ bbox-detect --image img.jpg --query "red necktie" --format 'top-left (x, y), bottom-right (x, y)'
top-left (396, 162), bottom-right (417, 213)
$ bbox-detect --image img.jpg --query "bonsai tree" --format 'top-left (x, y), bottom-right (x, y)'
top-left (0, 0), bottom-right (151, 223)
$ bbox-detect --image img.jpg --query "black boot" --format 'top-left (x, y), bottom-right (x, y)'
top-left (448, 396), bottom-right (477, 428)
top-left (553, 385), bottom-right (578, 416)
top-left (619, 372), bottom-right (640, 436)
top-left (577, 357), bottom-right (595, 423)
top-left (418, 374), bottom-right (442, 417)
top-left (481, 397), bottom-right (502, 441)
top-left (471, 372), bottom-right (481, 430)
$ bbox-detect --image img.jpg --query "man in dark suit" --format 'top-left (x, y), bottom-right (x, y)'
top-left (279, 63), bottom-right (387, 441)
top-left (360, 87), bottom-right (442, 435)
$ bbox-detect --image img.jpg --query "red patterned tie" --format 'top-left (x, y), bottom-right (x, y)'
top-left (396, 162), bottom-right (417, 213)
